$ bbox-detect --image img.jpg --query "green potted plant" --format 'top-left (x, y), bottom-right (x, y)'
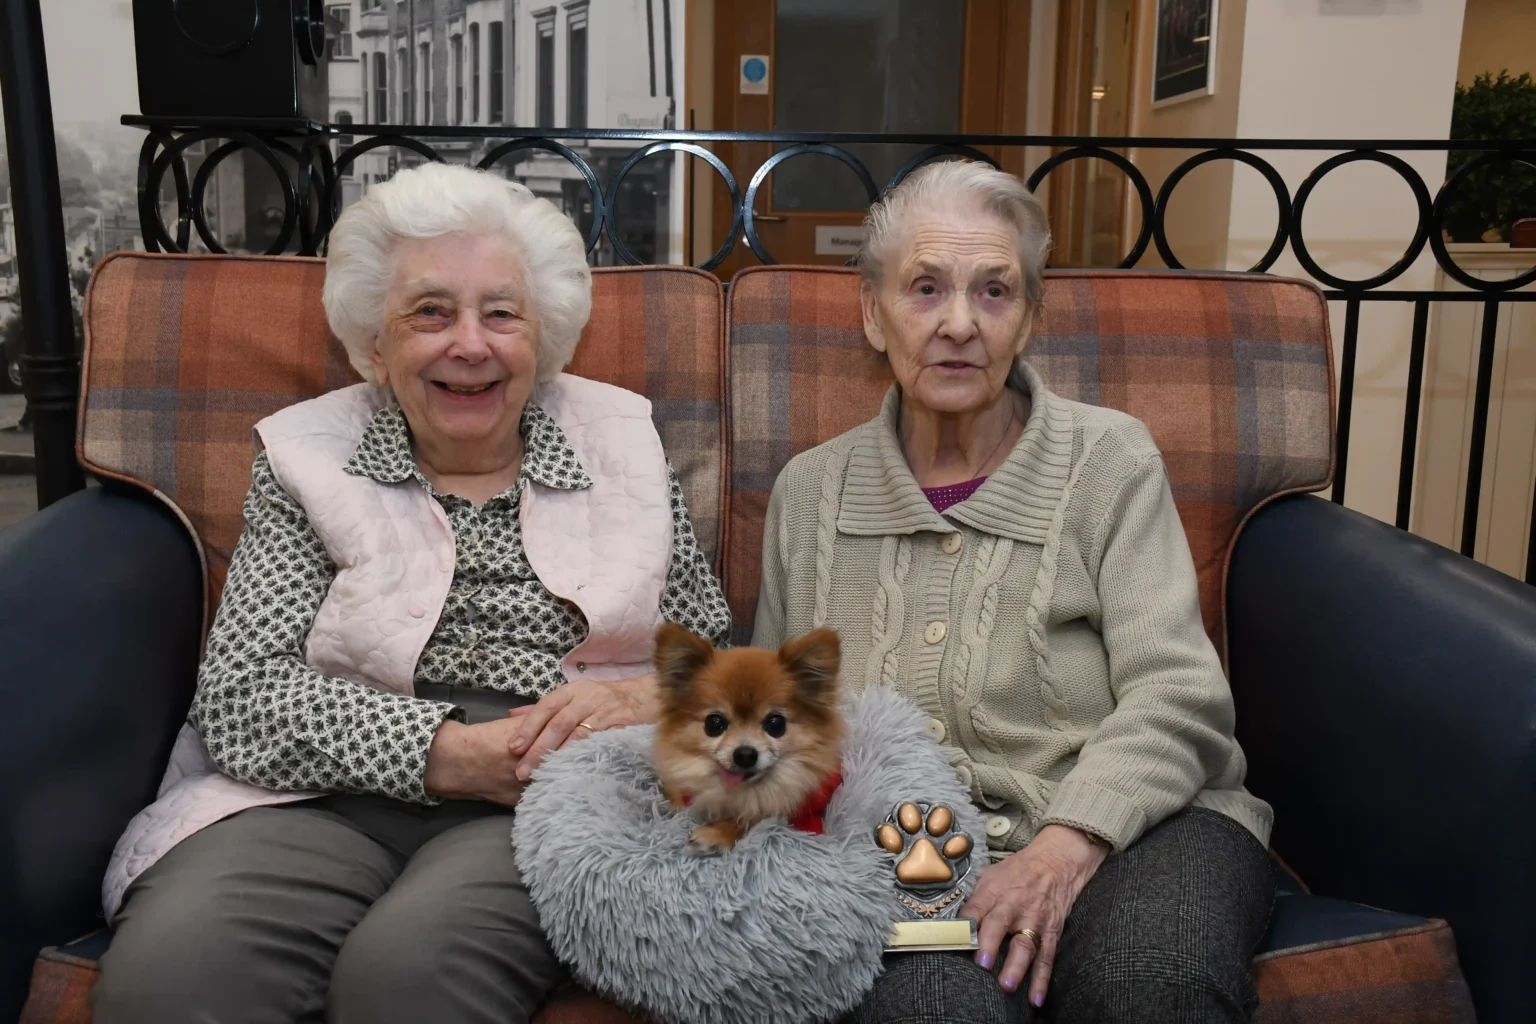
top-left (1445, 71), bottom-right (1536, 243)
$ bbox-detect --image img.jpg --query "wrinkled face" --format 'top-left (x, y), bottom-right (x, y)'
top-left (861, 204), bottom-right (1033, 416)
top-left (371, 232), bottom-right (539, 457)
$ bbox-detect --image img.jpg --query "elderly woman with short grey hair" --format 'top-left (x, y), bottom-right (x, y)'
top-left (93, 162), bottom-right (731, 1024)
top-left (754, 160), bottom-right (1275, 1023)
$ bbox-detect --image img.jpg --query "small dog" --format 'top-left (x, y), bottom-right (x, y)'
top-left (652, 623), bottom-right (845, 855)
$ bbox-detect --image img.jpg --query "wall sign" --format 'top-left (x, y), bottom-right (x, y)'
top-left (815, 225), bottom-right (867, 256)
top-left (739, 55), bottom-right (769, 95)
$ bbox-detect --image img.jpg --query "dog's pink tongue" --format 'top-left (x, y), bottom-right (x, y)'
top-left (720, 769), bottom-right (746, 788)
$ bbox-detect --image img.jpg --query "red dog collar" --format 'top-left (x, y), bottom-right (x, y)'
top-left (676, 769), bottom-right (844, 836)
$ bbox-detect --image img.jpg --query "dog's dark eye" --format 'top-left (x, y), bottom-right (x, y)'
top-left (704, 713), bottom-right (729, 737)
top-left (762, 713), bottom-right (787, 738)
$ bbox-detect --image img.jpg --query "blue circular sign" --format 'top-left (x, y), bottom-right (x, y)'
top-left (743, 57), bottom-right (767, 83)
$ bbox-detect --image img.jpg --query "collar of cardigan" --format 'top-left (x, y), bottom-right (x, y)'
top-left (835, 360), bottom-right (1076, 546)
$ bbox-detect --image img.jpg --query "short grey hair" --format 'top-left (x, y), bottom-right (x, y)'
top-left (323, 162), bottom-right (592, 384)
top-left (858, 160), bottom-right (1051, 307)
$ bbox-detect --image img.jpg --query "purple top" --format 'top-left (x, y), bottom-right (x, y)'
top-left (922, 476), bottom-right (987, 513)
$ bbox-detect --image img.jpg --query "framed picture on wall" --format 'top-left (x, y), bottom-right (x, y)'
top-left (1152, 0), bottom-right (1219, 106)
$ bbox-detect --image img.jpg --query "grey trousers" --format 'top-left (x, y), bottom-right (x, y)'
top-left (843, 808), bottom-right (1276, 1024)
top-left (93, 687), bottom-right (563, 1024)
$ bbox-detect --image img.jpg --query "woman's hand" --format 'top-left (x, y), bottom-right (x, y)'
top-left (961, 824), bottom-right (1110, 1007)
top-left (423, 717), bottom-right (527, 806)
top-left (507, 673), bottom-right (661, 781)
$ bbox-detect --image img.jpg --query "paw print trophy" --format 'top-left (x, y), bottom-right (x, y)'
top-left (876, 801), bottom-right (980, 952)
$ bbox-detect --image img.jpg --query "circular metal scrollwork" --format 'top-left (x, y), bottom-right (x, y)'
top-left (1290, 150), bottom-right (1433, 291)
top-left (142, 129), bottom-right (298, 255)
top-left (1429, 150), bottom-right (1536, 293)
top-left (325, 135), bottom-right (444, 234)
top-left (885, 145), bottom-right (1000, 193)
top-left (1027, 146), bottom-right (1155, 268)
top-left (477, 138), bottom-right (605, 254)
top-left (742, 144), bottom-right (879, 264)
top-left (1153, 148), bottom-right (1292, 273)
top-left (604, 142), bottom-right (742, 270)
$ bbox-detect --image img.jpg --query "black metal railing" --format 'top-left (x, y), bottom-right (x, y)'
top-left (53, 117), bottom-right (1536, 582)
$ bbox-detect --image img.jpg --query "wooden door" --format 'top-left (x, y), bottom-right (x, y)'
top-left (706, 0), bottom-right (1030, 279)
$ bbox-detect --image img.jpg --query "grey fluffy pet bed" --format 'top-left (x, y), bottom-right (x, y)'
top-left (513, 685), bottom-right (986, 1024)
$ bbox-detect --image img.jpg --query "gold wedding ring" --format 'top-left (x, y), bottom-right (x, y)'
top-left (1014, 928), bottom-right (1042, 952)
top-left (576, 721), bottom-right (596, 734)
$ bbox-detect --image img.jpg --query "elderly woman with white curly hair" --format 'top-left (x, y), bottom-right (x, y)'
top-left (92, 162), bottom-right (731, 1024)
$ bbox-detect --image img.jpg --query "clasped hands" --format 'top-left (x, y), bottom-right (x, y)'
top-left (423, 673), bottom-right (659, 805)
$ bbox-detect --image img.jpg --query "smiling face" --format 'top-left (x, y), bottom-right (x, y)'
top-left (370, 232), bottom-right (538, 470)
top-left (861, 203), bottom-right (1033, 417)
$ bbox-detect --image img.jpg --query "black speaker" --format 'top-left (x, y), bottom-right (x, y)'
top-left (132, 0), bottom-right (330, 119)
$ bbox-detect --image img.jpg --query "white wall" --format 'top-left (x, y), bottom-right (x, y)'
top-left (1225, 0), bottom-right (1468, 525)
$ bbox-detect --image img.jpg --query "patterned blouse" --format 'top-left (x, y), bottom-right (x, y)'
top-left (190, 400), bottom-right (733, 803)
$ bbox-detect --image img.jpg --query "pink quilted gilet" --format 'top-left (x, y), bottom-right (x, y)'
top-left (102, 375), bottom-right (675, 917)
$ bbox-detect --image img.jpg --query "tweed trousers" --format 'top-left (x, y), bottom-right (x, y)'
top-left (92, 686), bottom-right (563, 1024)
top-left (844, 808), bottom-right (1275, 1024)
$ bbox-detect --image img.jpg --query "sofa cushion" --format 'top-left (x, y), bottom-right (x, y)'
top-left (723, 266), bottom-right (1334, 652)
top-left (26, 896), bottom-right (1473, 1024)
top-left (79, 254), bottom-right (727, 621)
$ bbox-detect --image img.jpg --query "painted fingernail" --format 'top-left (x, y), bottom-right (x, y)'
top-left (1000, 975), bottom-right (1017, 992)
top-left (977, 952), bottom-right (994, 970)
top-left (1032, 992), bottom-right (1045, 1008)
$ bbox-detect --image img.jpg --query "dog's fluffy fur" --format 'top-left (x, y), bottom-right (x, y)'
top-left (652, 624), bottom-right (845, 854)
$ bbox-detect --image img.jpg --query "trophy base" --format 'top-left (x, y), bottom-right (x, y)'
top-left (885, 918), bottom-right (979, 953)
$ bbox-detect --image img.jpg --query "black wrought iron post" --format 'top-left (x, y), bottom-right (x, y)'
top-left (0, 0), bottom-right (85, 506)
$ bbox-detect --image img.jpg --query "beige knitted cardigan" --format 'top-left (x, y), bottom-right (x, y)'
top-left (752, 361), bottom-right (1272, 859)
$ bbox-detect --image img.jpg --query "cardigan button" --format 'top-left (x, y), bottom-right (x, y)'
top-left (408, 604), bottom-right (426, 618)
top-left (925, 718), bottom-right (947, 743)
top-left (576, 661), bottom-right (588, 673)
top-left (923, 621), bottom-right (948, 645)
top-left (954, 765), bottom-right (973, 791)
top-left (985, 815), bottom-right (1013, 838)
top-left (941, 532), bottom-right (963, 555)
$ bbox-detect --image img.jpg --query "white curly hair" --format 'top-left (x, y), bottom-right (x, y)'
top-left (322, 161), bottom-right (592, 384)
top-left (858, 160), bottom-right (1052, 307)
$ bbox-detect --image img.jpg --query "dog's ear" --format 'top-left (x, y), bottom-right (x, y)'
top-left (653, 623), bottom-right (715, 705)
top-left (779, 627), bottom-right (841, 705)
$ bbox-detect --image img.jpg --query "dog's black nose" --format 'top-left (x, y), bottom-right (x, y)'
top-left (732, 746), bottom-right (758, 770)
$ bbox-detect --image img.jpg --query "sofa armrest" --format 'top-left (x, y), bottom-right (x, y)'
top-left (1227, 493), bottom-right (1536, 1024)
top-left (0, 486), bottom-right (202, 1021)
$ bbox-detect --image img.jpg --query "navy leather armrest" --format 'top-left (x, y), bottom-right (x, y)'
top-left (1227, 494), bottom-right (1536, 1024)
top-left (0, 487), bottom-right (202, 1021)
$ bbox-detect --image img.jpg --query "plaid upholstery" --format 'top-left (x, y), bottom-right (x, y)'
top-left (79, 254), bottom-right (727, 620)
top-left (724, 266), bottom-right (1334, 651)
top-left (23, 921), bottom-right (1471, 1024)
top-left (20, 950), bottom-right (644, 1024)
top-left (1253, 920), bottom-right (1475, 1023)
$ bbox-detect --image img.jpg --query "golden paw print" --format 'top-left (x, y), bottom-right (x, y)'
top-left (876, 801), bottom-right (973, 888)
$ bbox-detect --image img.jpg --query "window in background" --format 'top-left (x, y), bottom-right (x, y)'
top-left (452, 33), bottom-right (464, 125)
top-left (397, 47), bottom-right (408, 122)
top-left (327, 6), bottom-right (353, 58)
top-left (470, 24), bottom-right (481, 123)
top-left (567, 5), bottom-right (588, 128)
top-left (489, 21), bottom-right (505, 123)
top-left (420, 41), bottom-right (432, 125)
top-left (535, 13), bottom-right (554, 128)
top-left (374, 53), bottom-right (388, 124)
top-left (336, 111), bottom-right (354, 177)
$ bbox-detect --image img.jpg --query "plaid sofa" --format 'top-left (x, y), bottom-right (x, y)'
top-left (18, 255), bottom-right (1475, 1024)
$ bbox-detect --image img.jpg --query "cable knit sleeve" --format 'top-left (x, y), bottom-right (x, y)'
top-left (749, 470), bottom-right (791, 650)
top-left (1041, 454), bottom-right (1241, 851)
top-left (190, 451), bottom-right (461, 803)
top-left (658, 461), bottom-right (734, 647)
